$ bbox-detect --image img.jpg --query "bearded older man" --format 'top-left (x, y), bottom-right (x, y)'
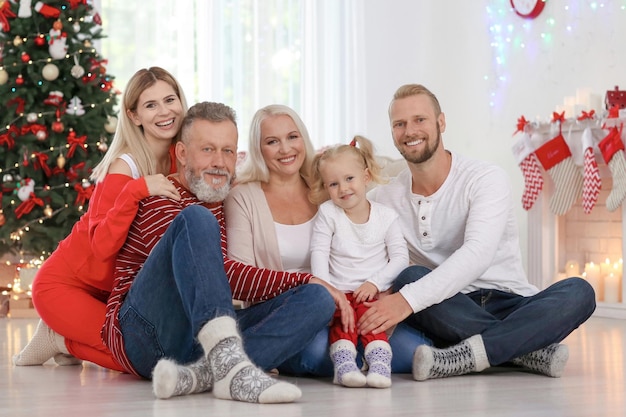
top-left (101, 102), bottom-right (335, 404)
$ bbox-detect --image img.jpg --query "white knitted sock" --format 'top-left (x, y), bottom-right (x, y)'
top-left (412, 334), bottom-right (490, 381)
top-left (364, 340), bottom-right (392, 388)
top-left (511, 344), bottom-right (569, 378)
top-left (13, 320), bottom-right (77, 366)
top-left (152, 357), bottom-right (213, 399)
top-left (330, 340), bottom-right (367, 388)
top-left (197, 316), bottom-right (301, 403)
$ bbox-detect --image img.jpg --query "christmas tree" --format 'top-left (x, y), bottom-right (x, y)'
top-left (0, 0), bottom-right (118, 258)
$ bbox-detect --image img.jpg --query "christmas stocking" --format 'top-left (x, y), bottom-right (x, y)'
top-left (511, 132), bottom-right (544, 210)
top-left (534, 134), bottom-right (584, 215)
top-left (599, 126), bottom-right (626, 212)
top-left (581, 127), bottom-right (602, 214)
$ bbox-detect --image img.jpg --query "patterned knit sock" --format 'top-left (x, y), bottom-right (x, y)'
top-left (364, 340), bottom-right (392, 388)
top-left (13, 320), bottom-right (78, 366)
top-left (511, 344), bottom-right (569, 378)
top-left (198, 316), bottom-right (301, 403)
top-left (330, 339), bottom-right (367, 388)
top-left (152, 357), bottom-right (213, 399)
top-left (412, 334), bottom-right (490, 381)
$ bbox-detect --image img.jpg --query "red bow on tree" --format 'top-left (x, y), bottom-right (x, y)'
top-left (66, 162), bottom-right (86, 182)
top-left (15, 193), bottom-right (44, 219)
top-left (33, 152), bottom-right (52, 177)
top-left (8, 97), bottom-right (25, 115)
top-left (69, 0), bottom-right (88, 9)
top-left (74, 182), bottom-right (94, 206)
top-left (514, 115), bottom-right (529, 136)
top-left (0, 1), bottom-right (16, 33)
top-left (0, 125), bottom-right (18, 149)
top-left (577, 110), bottom-right (596, 121)
top-left (21, 124), bottom-right (47, 136)
top-left (66, 131), bottom-right (88, 158)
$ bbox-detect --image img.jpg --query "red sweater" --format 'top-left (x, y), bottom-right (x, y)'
top-left (102, 177), bottom-right (314, 375)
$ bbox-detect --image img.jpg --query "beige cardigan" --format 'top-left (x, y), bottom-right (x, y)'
top-left (223, 181), bottom-right (285, 270)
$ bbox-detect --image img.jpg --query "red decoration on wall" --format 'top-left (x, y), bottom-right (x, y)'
top-left (510, 0), bottom-right (546, 19)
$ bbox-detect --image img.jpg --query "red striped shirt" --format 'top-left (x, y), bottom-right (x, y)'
top-left (102, 177), bottom-right (313, 375)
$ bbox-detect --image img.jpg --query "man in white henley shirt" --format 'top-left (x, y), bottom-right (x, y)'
top-left (359, 84), bottom-right (596, 380)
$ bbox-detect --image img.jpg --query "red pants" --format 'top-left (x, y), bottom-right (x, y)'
top-left (329, 293), bottom-right (388, 347)
top-left (32, 253), bottom-right (124, 372)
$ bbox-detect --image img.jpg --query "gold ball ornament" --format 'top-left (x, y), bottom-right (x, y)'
top-left (42, 63), bottom-right (60, 81)
top-left (0, 69), bottom-right (8, 85)
top-left (104, 116), bottom-right (118, 134)
top-left (43, 205), bottom-right (53, 218)
top-left (57, 154), bottom-right (66, 169)
top-left (13, 36), bottom-right (23, 47)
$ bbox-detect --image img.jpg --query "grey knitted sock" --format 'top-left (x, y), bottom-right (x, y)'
top-left (412, 334), bottom-right (490, 381)
top-left (511, 344), bottom-right (569, 378)
top-left (152, 357), bottom-right (213, 399)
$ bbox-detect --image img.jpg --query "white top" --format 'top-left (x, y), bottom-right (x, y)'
top-left (368, 151), bottom-right (538, 313)
top-left (310, 199), bottom-right (408, 292)
top-left (274, 218), bottom-right (315, 273)
top-left (118, 154), bottom-right (140, 179)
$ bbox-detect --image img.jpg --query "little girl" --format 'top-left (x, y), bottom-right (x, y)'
top-left (309, 135), bottom-right (408, 388)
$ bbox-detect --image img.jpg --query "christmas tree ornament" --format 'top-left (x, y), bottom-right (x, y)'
top-left (43, 90), bottom-right (64, 106)
top-left (599, 126), bottom-right (626, 212)
top-left (534, 133), bottom-right (584, 216)
top-left (83, 39), bottom-right (92, 48)
top-left (0, 2), bottom-right (16, 32)
top-left (104, 115), bottom-right (118, 133)
top-left (2, 174), bottom-right (13, 182)
top-left (48, 20), bottom-right (68, 60)
top-left (0, 212), bottom-right (5, 227)
top-left (0, 69), bottom-right (8, 85)
top-left (82, 178), bottom-right (91, 188)
top-left (51, 119), bottom-right (64, 133)
top-left (18, 0), bottom-right (33, 18)
top-left (512, 131), bottom-right (544, 211)
top-left (73, 22), bottom-right (80, 32)
top-left (66, 96), bottom-right (85, 116)
top-left (15, 74), bottom-right (24, 85)
top-left (34, 34), bottom-right (46, 46)
top-left (36, 130), bottom-right (47, 141)
top-left (17, 178), bottom-right (35, 201)
top-left (97, 138), bottom-right (108, 152)
top-left (42, 63), bottom-right (59, 81)
top-left (56, 153), bottom-right (66, 169)
top-left (20, 52), bottom-right (30, 63)
top-left (581, 127), bottom-right (602, 214)
top-left (43, 205), bottom-right (53, 218)
top-left (35, 1), bottom-right (61, 19)
top-left (13, 36), bottom-right (23, 47)
top-left (26, 112), bottom-right (38, 123)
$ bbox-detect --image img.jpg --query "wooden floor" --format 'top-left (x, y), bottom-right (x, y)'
top-left (1, 316), bottom-right (624, 417)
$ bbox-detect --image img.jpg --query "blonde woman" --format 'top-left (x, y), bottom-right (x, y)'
top-left (14, 67), bottom-right (186, 371)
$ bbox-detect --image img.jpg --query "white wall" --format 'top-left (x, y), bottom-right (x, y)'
top-left (359, 0), bottom-right (626, 274)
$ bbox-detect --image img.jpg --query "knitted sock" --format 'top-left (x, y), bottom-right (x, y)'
top-left (364, 340), bottom-right (392, 388)
top-left (412, 334), bottom-right (490, 381)
top-left (13, 320), bottom-right (78, 366)
top-left (152, 357), bottom-right (213, 399)
top-left (197, 316), bottom-right (301, 403)
top-left (330, 339), bottom-right (367, 388)
top-left (511, 344), bottom-right (569, 378)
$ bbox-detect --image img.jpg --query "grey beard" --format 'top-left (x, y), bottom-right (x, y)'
top-left (186, 168), bottom-right (232, 203)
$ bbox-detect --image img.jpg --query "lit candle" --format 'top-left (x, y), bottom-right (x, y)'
top-left (604, 272), bottom-right (621, 304)
top-left (565, 260), bottom-right (580, 277)
top-left (600, 258), bottom-right (613, 277)
top-left (584, 262), bottom-right (601, 299)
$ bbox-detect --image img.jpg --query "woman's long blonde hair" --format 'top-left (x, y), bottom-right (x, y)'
top-left (91, 67), bottom-right (188, 183)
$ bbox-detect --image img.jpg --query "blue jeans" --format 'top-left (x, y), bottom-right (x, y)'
top-left (393, 266), bottom-right (596, 365)
top-left (119, 205), bottom-right (335, 378)
top-left (278, 322), bottom-right (433, 376)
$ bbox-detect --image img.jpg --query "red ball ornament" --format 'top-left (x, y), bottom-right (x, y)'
top-left (16, 74), bottom-right (25, 86)
top-left (0, 213), bottom-right (5, 227)
top-left (21, 52), bottom-right (31, 63)
top-left (35, 35), bottom-right (46, 47)
top-left (52, 120), bottom-right (64, 133)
